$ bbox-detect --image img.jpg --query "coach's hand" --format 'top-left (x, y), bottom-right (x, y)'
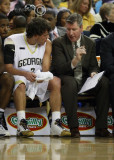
top-left (72, 46), bottom-right (86, 67)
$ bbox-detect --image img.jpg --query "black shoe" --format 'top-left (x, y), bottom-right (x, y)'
top-left (95, 128), bottom-right (112, 137)
top-left (70, 127), bottom-right (80, 138)
top-left (112, 128), bottom-right (114, 137)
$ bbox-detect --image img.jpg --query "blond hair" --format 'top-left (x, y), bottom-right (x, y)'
top-left (71, 0), bottom-right (92, 16)
top-left (100, 3), bottom-right (114, 21)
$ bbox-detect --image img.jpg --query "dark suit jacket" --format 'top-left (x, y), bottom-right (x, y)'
top-left (100, 32), bottom-right (114, 77)
top-left (51, 34), bottom-right (99, 84)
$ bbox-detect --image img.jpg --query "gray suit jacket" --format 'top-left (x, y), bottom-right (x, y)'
top-left (49, 26), bottom-right (66, 41)
top-left (51, 34), bottom-right (99, 84)
top-left (57, 26), bottom-right (66, 37)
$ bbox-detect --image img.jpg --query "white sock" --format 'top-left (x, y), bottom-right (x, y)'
top-left (17, 110), bottom-right (25, 124)
top-left (0, 108), bottom-right (5, 112)
top-left (52, 111), bottom-right (61, 123)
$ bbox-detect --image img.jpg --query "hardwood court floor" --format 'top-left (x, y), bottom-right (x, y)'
top-left (0, 136), bottom-right (114, 160)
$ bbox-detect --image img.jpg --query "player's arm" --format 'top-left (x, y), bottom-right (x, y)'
top-left (4, 38), bottom-right (36, 82)
top-left (5, 64), bottom-right (36, 82)
top-left (42, 39), bottom-right (52, 72)
top-left (0, 46), bottom-right (4, 74)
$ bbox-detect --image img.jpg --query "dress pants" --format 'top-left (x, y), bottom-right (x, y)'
top-left (108, 74), bottom-right (114, 119)
top-left (61, 75), bottom-right (110, 129)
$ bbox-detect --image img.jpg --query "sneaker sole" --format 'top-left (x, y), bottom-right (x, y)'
top-left (95, 133), bottom-right (112, 137)
top-left (60, 130), bottom-right (71, 137)
top-left (17, 131), bottom-right (34, 137)
top-left (0, 131), bottom-right (10, 137)
top-left (50, 130), bottom-right (71, 137)
top-left (0, 134), bottom-right (5, 138)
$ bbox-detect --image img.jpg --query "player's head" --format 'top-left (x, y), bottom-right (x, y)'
top-left (26, 17), bottom-right (51, 38)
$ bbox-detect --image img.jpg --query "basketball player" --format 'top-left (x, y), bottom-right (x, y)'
top-left (0, 36), bottom-right (14, 137)
top-left (4, 17), bottom-right (71, 137)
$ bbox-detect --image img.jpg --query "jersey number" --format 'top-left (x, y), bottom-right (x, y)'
top-left (31, 68), bottom-right (35, 72)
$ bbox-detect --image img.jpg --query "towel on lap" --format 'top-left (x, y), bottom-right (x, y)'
top-left (26, 70), bottom-right (53, 100)
top-left (35, 70), bottom-right (53, 81)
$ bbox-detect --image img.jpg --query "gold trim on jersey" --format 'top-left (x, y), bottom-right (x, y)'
top-left (15, 80), bottom-right (25, 85)
top-left (24, 34), bottom-right (38, 54)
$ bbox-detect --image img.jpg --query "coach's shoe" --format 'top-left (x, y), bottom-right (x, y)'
top-left (17, 119), bottom-right (34, 137)
top-left (70, 127), bottom-right (80, 138)
top-left (50, 119), bottom-right (71, 137)
top-left (0, 112), bottom-right (10, 137)
top-left (112, 124), bottom-right (114, 137)
top-left (95, 128), bottom-right (112, 137)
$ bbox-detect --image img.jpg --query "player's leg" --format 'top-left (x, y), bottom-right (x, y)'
top-left (14, 83), bottom-right (34, 137)
top-left (0, 73), bottom-right (14, 137)
top-left (48, 76), bottom-right (71, 137)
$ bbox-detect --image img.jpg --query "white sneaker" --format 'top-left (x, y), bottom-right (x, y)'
top-left (0, 114), bottom-right (10, 137)
top-left (50, 119), bottom-right (71, 137)
top-left (17, 119), bottom-right (34, 137)
top-left (0, 124), bottom-right (10, 137)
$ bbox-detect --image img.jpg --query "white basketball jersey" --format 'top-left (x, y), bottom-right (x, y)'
top-left (8, 33), bottom-right (46, 73)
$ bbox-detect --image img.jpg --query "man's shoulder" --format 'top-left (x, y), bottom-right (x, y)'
top-left (108, 32), bottom-right (114, 39)
top-left (82, 34), bottom-right (94, 43)
top-left (5, 33), bottom-right (24, 45)
top-left (103, 32), bottom-right (114, 42)
top-left (7, 33), bottom-right (24, 40)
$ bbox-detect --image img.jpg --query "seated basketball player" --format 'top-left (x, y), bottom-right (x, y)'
top-left (0, 36), bottom-right (14, 137)
top-left (4, 17), bottom-right (71, 137)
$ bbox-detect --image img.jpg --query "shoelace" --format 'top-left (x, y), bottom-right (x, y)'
top-left (0, 124), bottom-right (5, 130)
top-left (55, 119), bottom-right (64, 129)
top-left (0, 118), bottom-right (8, 130)
top-left (20, 119), bottom-right (29, 130)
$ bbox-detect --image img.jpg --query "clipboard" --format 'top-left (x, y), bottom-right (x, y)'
top-left (78, 71), bottom-right (105, 94)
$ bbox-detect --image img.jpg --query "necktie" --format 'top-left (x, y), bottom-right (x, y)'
top-left (72, 42), bottom-right (77, 56)
top-left (72, 42), bottom-right (82, 89)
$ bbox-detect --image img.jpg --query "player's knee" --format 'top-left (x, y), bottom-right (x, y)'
top-left (50, 77), bottom-right (61, 91)
top-left (17, 83), bottom-right (26, 92)
top-left (1, 73), bottom-right (14, 89)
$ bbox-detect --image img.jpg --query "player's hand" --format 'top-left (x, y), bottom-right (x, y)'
top-left (25, 72), bottom-right (36, 82)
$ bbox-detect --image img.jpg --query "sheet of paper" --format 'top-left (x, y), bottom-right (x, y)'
top-left (78, 71), bottom-right (104, 94)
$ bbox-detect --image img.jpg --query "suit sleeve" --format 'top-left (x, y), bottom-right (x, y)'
top-left (88, 40), bottom-right (99, 75)
top-left (100, 35), bottom-right (114, 75)
top-left (52, 38), bottom-right (74, 76)
top-left (80, 36), bottom-right (99, 78)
